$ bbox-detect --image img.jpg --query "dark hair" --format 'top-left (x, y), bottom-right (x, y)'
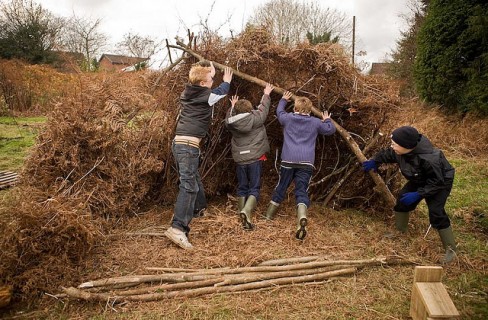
top-left (234, 99), bottom-right (253, 114)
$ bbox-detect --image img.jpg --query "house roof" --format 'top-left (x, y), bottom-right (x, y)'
top-left (99, 54), bottom-right (149, 65)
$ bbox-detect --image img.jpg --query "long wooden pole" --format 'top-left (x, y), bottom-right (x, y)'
top-left (170, 41), bottom-right (396, 208)
top-left (62, 268), bottom-right (357, 302)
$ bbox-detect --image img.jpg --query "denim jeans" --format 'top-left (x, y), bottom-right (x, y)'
top-left (171, 143), bottom-right (206, 233)
top-left (271, 165), bottom-right (313, 207)
top-left (236, 160), bottom-right (263, 201)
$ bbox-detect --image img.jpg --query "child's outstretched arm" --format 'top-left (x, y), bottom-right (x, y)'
top-left (223, 66), bottom-right (233, 83)
top-left (225, 95), bottom-right (239, 120)
top-left (264, 83), bottom-right (274, 96)
top-left (275, 91), bottom-right (293, 124)
top-left (321, 110), bottom-right (331, 121)
top-left (254, 84), bottom-right (274, 125)
top-left (209, 66), bottom-right (233, 106)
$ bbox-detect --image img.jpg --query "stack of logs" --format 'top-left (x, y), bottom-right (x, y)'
top-left (61, 256), bottom-right (412, 303)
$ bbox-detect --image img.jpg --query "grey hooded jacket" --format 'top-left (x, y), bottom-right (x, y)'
top-left (225, 94), bottom-right (271, 164)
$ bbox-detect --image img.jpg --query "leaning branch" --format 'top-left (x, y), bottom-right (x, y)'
top-left (170, 41), bottom-right (396, 208)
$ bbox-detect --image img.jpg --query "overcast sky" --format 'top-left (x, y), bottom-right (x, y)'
top-left (38, 0), bottom-right (410, 70)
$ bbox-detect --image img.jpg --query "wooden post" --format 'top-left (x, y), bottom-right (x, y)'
top-left (352, 16), bottom-right (356, 66)
top-left (165, 39), bottom-right (173, 64)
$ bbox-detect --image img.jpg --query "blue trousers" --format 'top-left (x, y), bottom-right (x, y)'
top-left (236, 160), bottom-right (263, 201)
top-left (171, 143), bottom-right (207, 233)
top-left (271, 166), bottom-right (313, 207)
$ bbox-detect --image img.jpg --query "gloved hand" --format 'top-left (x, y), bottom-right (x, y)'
top-left (400, 192), bottom-right (421, 206)
top-left (362, 159), bottom-right (377, 172)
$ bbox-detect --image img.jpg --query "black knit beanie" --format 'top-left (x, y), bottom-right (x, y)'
top-left (391, 126), bottom-right (420, 149)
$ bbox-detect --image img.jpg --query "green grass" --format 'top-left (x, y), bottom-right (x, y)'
top-left (0, 116), bottom-right (46, 171)
top-left (447, 157), bottom-right (488, 231)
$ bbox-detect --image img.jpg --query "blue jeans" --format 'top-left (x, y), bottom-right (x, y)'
top-left (271, 166), bottom-right (313, 207)
top-left (236, 160), bottom-right (263, 201)
top-left (171, 143), bottom-right (207, 233)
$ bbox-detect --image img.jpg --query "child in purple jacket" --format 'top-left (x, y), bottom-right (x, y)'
top-left (265, 91), bottom-right (336, 240)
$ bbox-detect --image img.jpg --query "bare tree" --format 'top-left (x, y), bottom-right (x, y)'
top-left (0, 0), bottom-right (63, 63)
top-left (60, 14), bottom-right (107, 71)
top-left (389, 0), bottom-right (428, 96)
top-left (116, 32), bottom-right (160, 58)
top-left (249, 0), bottom-right (351, 46)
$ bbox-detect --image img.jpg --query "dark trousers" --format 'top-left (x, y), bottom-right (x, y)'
top-left (171, 143), bottom-right (207, 234)
top-left (394, 181), bottom-right (452, 230)
top-left (236, 160), bottom-right (263, 201)
top-left (271, 166), bottom-right (313, 207)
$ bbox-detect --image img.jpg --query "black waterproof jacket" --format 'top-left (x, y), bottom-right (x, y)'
top-left (373, 135), bottom-right (455, 197)
top-left (175, 82), bottom-right (230, 138)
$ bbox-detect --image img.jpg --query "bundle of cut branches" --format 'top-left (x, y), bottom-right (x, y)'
top-left (61, 255), bottom-right (412, 303)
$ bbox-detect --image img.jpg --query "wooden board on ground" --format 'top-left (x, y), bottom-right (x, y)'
top-left (0, 171), bottom-right (18, 189)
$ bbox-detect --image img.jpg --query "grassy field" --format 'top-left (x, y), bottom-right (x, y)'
top-left (0, 117), bottom-right (487, 319)
top-left (0, 116), bottom-right (45, 171)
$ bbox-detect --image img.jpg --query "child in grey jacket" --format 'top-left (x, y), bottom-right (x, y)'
top-left (225, 83), bottom-right (274, 230)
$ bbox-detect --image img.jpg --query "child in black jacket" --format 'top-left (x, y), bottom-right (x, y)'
top-left (362, 126), bottom-right (457, 264)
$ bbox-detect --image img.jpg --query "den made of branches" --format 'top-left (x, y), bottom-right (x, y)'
top-left (0, 28), bottom-right (402, 298)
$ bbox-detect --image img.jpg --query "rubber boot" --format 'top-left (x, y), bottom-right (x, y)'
top-left (395, 211), bottom-right (409, 232)
top-left (384, 211), bottom-right (409, 238)
top-left (237, 197), bottom-right (246, 212)
top-left (240, 195), bottom-right (256, 230)
top-left (295, 203), bottom-right (308, 240)
top-left (265, 201), bottom-right (279, 220)
top-left (438, 226), bottom-right (457, 264)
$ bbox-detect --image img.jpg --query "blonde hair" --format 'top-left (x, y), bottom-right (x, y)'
top-left (294, 96), bottom-right (312, 114)
top-left (234, 99), bottom-right (253, 114)
top-left (189, 61), bottom-right (211, 84)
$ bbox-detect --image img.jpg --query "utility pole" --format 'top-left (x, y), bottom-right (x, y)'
top-left (352, 16), bottom-right (356, 66)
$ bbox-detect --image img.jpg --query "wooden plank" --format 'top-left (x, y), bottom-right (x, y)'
top-left (415, 282), bottom-right (460, 318)
top-left (410, 283), bottom-right (428, 320)
top-left (414, 266), bottom-right (443, 283)
top-left (0, 176), bottom-right (18, 181)
top-left (0, 171), bottom-right (18, 189)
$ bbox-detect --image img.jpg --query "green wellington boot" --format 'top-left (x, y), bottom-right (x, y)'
top-left (438, 226), bottom-right (457, 264)
top-left (265, 201), bottom-right (279, 220)
top-left (295, 203), bottom-right (308, 240)
top-left (237, 197), bottom-right (246, 212)
top-left (395, 211), bottom-right (409, 233)
top-left (384, 211), bottom-right (409, 238)
top-left (240, 195), bottom-right (256, 230)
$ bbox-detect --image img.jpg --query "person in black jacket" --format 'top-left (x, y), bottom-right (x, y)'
top-left (225, 83), bottom-right (274, 230)
top-left (165, 61), bottom-right (233, 250)
top-left (362, 126), bottom-right (457, 264)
